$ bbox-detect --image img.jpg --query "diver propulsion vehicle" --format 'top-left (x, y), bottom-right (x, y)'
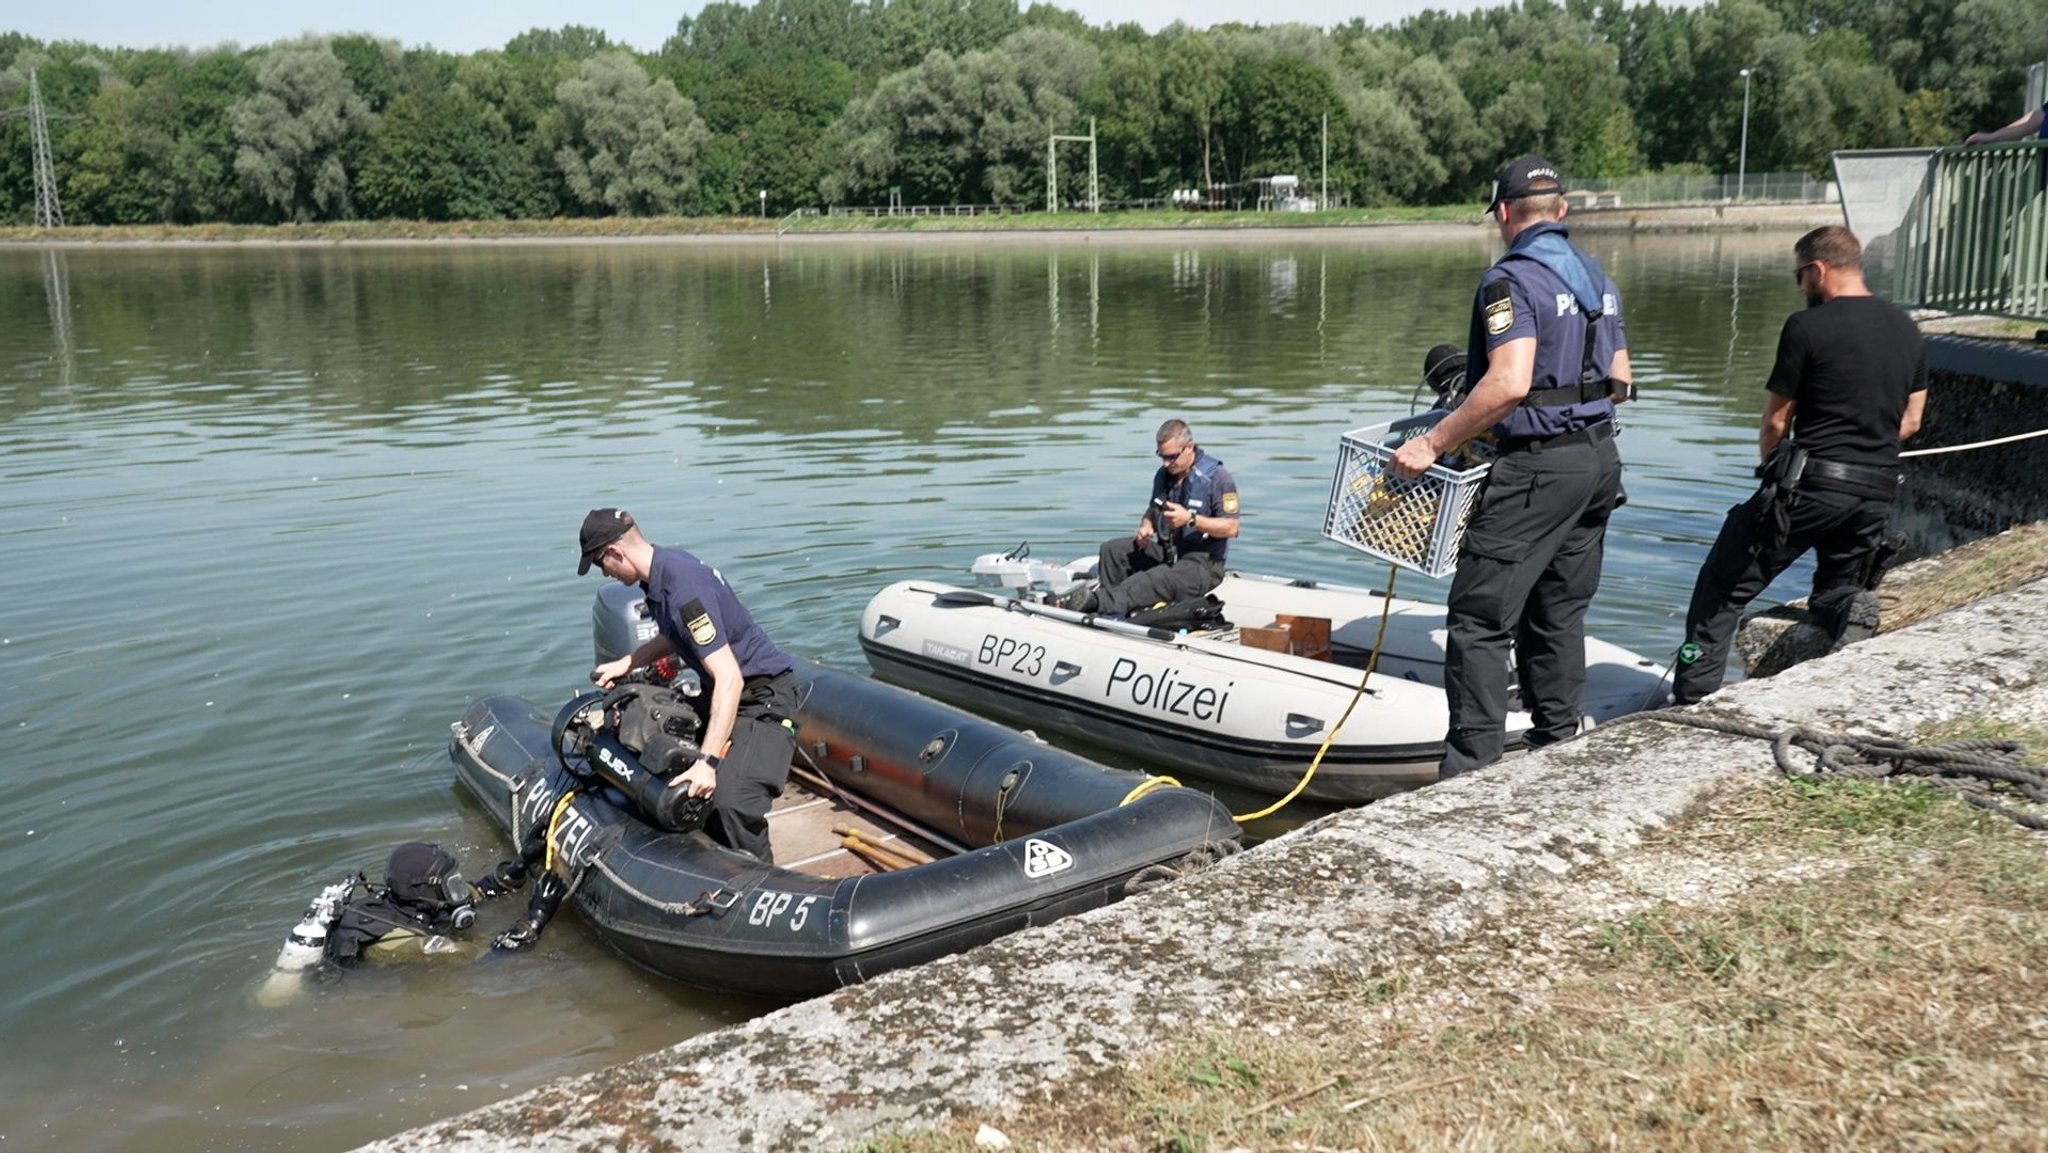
top-left (445, 584), bottom-right (1241, 998)
top-left (858, 550), bottom-right (1667, 802)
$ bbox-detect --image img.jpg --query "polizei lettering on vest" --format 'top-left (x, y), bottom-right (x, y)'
top-left (1105, 657), bottom-right (1231, 723)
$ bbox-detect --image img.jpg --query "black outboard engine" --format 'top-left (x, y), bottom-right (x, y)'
top-left (552, 685), bottom-right (712, 834)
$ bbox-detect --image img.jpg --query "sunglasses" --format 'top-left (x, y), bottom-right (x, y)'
top-left (1792, 261), bottom-right (1820, 284)
top-left (1157, 443), bottom-right (1190, 461)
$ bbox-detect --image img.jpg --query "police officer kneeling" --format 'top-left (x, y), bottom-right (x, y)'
top-left (1670, 226), bottom-right (1927, 705)
top-left (1390, 154), bottom-right (1632, 779)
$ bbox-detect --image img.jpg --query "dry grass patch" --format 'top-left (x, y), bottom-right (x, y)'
top-left (1881, 523), bottom-right (2048, 634)
top-left (866, 779), bottom-right (2048, 1153)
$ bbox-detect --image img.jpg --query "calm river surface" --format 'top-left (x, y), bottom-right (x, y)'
top-left (1, 229), bottom-right (1812, 1150)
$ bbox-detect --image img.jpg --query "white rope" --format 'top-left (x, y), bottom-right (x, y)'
top-left (1901, 425), bottom-right (2048, 457)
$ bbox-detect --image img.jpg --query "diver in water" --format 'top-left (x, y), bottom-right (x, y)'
top-left (322, 841), bottom-right (526, 965)
top-left (261, 841), bottom-right (529, 1003)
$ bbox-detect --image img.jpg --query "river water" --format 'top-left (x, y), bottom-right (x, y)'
top-left (0, 229), bottom-right (1811, 1150)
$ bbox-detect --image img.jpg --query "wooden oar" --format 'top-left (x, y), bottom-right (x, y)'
top-left (835, 827), bottom-right (927, 868)
top-left (835, 826), bottom-right (933, 866)
top-left (840, 838), bottom-right (903, 873)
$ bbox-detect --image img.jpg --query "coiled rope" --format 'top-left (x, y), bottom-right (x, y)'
top-left (1633, 710), bottom-right (2048, 830)
top-left (1125, 838), bottom-right (1244, 893)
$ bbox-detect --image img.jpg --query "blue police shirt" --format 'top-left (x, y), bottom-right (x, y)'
top-left (1465, 221), bottom-right (1626, 440)
top-left (641, 545), bottom-right (793, 682)
top-left (1151, 449), bottom-right (1240, 562)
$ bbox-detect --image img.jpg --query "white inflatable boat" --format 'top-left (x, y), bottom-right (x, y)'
top-left (859, 551), bottom-right (1667, 802)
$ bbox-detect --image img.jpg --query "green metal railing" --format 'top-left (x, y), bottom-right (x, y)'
top-left (1853, 141), bottom-right (2048, 319)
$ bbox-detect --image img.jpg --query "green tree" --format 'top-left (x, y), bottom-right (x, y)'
top-left (356, 80), bottom-right (538, 219)
top-left (553, 51), bottom-right (712, 215)
top-left (230, 39), bottom-right (374, 221)
top-left (1161, 27), bottom-right (1227, 188)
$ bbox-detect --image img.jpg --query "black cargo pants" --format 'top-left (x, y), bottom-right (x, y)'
top-left (1094, 538), bottom-right (1224, 615)
top-left (1671, 484), bottom-right (1890, 705)
top-left (1439, 423), bottom-right (1623, 779)
top-left (704, 670), bottom-right (798, 863)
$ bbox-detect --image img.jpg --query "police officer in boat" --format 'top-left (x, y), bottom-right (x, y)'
top-left (1061, 419), bottom-right (1241, 617)
top-left (578, 508), bottom-right (798, 864)
top-left (1389, 154), bottom-right (1632, 780)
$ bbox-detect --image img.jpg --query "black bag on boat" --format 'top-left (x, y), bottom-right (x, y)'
top-left (1125, 594), bottom-right (1228, 631)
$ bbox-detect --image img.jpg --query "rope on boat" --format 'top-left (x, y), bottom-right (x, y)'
top-left (1120, 775), bottom-right (1184, 806)
top-left (1231, 562), bottom-right (1400, 824)
top-left (1631, 710), bottom-right (2048, 830)
top-left (542, 788), bottom-right (580, 874)
top-left (1125, 838), bottom-right (1243, 893)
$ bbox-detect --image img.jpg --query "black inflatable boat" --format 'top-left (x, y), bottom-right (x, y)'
top-left (447, 593), bottom-right (1240, 999)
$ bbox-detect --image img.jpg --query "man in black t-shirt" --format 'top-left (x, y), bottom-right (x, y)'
top-left (1671, 226), bottom-right (1928, 705)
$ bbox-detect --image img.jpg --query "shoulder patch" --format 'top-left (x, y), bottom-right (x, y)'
top-left (1483, 280), bottom-right (1514, 337)
top-left (1221, 492), bottom-right (1240, 515)
top-left (680, 597), bottom-right (718, 648)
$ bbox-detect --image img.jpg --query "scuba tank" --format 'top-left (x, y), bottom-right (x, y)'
top-left (273, 876), bottom-right (359, 972)
top-left (256, 874), bottom-right (360, 1006)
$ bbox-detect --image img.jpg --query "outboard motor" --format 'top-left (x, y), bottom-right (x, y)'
top-left (968, 543), bottom-right (1094, 599)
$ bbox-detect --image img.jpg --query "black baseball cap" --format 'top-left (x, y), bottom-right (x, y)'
top-left (577, 508), bottom-right (636, 574)
top-left (1486, 154), bottom-right (1563, 213)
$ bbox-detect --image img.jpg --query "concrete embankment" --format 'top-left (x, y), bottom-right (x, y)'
top-left (361, 570), bottom-right (2048, 1153)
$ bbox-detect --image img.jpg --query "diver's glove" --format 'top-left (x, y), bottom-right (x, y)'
top-left (491, 919), bottom-right (541, 952)
top-left (474, 859), bottom-right (529, 901)
top-left (490, 869), bottom-right (567, 952)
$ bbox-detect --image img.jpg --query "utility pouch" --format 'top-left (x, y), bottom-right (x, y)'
top-left (1755, 442), bottom-right (1809, 491)
top-left (1748, 483), bottom-right (1795, 555)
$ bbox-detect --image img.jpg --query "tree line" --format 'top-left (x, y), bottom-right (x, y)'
top-left (1, 0), bottom-right (2040, 225)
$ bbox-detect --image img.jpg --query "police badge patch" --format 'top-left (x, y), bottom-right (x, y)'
top-left (680, 598), bottom-right (718, 647)
top-left (1221, 492), bottom-right (1240, 514)
top-left (1483, 281), bottom-right (1514, 337)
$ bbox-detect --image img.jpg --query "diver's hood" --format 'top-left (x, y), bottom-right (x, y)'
top-left (383, 842), bottom-right (474, 909)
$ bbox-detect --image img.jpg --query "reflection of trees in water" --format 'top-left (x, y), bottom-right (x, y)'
top-left (1, 238), bottom-right (1547, 439)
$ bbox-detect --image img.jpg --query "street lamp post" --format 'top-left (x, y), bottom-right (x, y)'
top-left (1737, 68), bottom-right (1752, 202)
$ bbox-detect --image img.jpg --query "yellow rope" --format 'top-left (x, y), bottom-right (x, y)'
top-left (1119, 774), bottom-right (1184, 806)
top-left (541, 788), bottom-right (579, 874)
top-left (1232, 563), bottom-right (1399, 824)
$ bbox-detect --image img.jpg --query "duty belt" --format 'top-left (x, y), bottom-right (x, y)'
top-left (1497, 418), bottom-right (1614, 453)
top-left (1800, 458), bottom-right (1901, 500)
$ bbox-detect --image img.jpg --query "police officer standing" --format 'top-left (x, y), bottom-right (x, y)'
top-left (1670, 227), bottom-right (1926, 706)
top-left (1390, 154), bottom-right (1631, 779)
top-left (579, 508), bottom-right (798, 863)
top-left (1062, 418), bottom-right (1241, 616)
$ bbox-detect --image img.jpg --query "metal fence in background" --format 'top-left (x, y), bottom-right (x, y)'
top-left (824, 204), bottom-right (1026, 219)
top-left (1837, 143), bottom-right (2048, 320)
top-left (1562, 170), bottom-right (1835, 207)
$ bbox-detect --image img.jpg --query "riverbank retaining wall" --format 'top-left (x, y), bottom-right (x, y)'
top-left (361, 569), bottom-right (2048, 1153)
top-left (1906, 335), bottom-right (2048, 551)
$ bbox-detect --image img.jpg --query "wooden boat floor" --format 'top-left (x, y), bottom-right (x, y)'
top-left (765, 774), bottom-right (943, 880)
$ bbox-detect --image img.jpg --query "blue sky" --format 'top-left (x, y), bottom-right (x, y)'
top-left (9, 1), bottom-right (1497, 54)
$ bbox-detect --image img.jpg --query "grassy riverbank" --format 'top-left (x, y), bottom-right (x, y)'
top-left (0, 205), bottom-right (1476, 245)
top-left (872, 766), bottom-right (2048, 1152)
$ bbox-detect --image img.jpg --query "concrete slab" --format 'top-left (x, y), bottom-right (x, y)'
top-left (360, 577), bottom-right (2048, 1153)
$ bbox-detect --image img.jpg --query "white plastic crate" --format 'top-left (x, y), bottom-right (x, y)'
top-left (1322, 412), bottom-right (1492, 578)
